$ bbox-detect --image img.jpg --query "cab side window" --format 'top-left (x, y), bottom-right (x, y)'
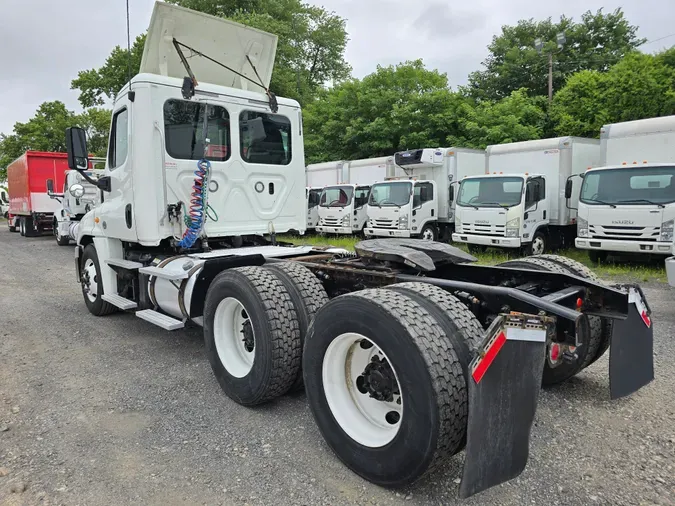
top-left (240, 111), bottom-right (291, 165)
top-left (108, 108), bottom-right (129, 169)
top-left (525, 177), bottom-right (545, 207)
top-left (413, 182), bottom-right (434, 207)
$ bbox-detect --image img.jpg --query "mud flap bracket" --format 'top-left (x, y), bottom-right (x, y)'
top-left (459, 313), bottom-right (549, 499)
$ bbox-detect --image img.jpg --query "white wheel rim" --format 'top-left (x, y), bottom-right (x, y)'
top-left (82, 258), bottom-right (98, 302)
top-left (213, 297), bottom-right (255, 378)
top-left (322, 333), bottom-right (403, 447)
top-left (422, 228), bottom-right (434, 240)
top-left (532, 236), bottom-right (545, 255)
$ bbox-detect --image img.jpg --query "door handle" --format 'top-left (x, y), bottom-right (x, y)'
top-left (125, 204), bottom-right (132, 229)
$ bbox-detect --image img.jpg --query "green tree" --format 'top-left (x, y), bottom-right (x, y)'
top-left (0, 102), bottom-right (111, 179)
top-left (303, 60), bottom-right (457, 162)
top-left (71, 0), bottom-right (350, 107)
top-left (461, 89), bottom-right (548, 148)
top-left (551, 49), bottom-right (675, 137)
top-left (467, 9), bottom-right (644, 101)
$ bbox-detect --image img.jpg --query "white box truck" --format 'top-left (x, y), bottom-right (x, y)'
top-left (365, 147), bottom-right (484, 241)
top-left (573, 116), bottom-right (675, 262)
top-left (0, 183), bottom-right (8, 219)
top-left (313, 156), bottom-right (395, 235)
top-left (453, 137), bottom-right (601, 255)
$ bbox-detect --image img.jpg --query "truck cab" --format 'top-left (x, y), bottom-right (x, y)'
top-left (49, 165), bottom-right (103, 245)
top-left (574, 163), bottom-right (675, 260)
top-left (306, 186), bottom-right (322, 231)
top-left (316, 184), bottom-right (370, 234)
top-left (453, 173), bottom-right (548, 254)
top-left (0, 185), bottom-right (8, 219)
top-left (365, 178), bottom-right (438, 240)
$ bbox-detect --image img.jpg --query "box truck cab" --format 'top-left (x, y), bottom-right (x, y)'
top-left (365, 148), bottom-right (484, 241)
top-left (311, 155), bottom-right (394, 235)
top-left (306, 186), bottom-right (322, 230)
top-left (316, 184), bottom-right (370, 234)
top-left (573, 116), bottom-right (675, 262)
top-left (453, 137), bottom-right (600, 255)
top-left (0, 185), bottom-right (8, 219)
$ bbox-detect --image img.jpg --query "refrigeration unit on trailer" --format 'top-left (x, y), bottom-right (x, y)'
top-left (65, 2), bottom-right (655, 499)
top-left (572, 116), bottom-right (675, 262)
top-left (6, 151), bottom-right (69, 236)
top-left (365, 147), bottom-right (484, 241)
top-left (453, 137), bottom-right (601, 255)
top-left (49, 160), bottom-right (105, 246)
top-left (315, 156), bottom-right (395, 235)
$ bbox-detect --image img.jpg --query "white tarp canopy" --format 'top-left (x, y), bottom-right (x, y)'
top-left (140, 1), bottom-right (278, 92)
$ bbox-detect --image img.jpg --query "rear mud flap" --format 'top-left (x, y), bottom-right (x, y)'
top-left (609, 287), bottom-right (654, 399)
top-left (459, 314), bottom-right (548, 499)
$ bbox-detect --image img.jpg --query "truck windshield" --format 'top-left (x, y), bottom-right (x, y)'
top-left (320, 186), bottom-right (353, 207)
top-left (308, 189), bottom-right (322, 208)
top-left (368, 182), bottom-right (412, 207)
top-left (580, 166), bottom-right (675, 206)
top-left (457, 177), bottom-right (524, 208)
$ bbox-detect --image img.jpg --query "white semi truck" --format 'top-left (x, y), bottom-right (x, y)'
top-left (63, 2), bottom-right (654, 498)
top-left (572, 116), bottom-right (675, 262)
top-left (365, 148), bottom-right (484, 241)
top-left (48, 161), bottom-right (104, 246)
top-left (453, 137), bottom-right (601, 255)
top-left (312, 156), bottom-right (395, 235)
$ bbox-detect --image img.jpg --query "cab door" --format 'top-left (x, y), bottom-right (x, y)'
top-left (523, 176), bottom-right (547, 236)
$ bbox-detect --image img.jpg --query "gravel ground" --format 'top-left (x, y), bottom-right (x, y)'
top-left (0, 226), bottom-right (674, 506)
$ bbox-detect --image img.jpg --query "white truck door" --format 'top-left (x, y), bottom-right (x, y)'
top-left (413, 182), bottom-right (436, 233)
top-left (523, 176), bottom-right (548, 241)
top-left (100, 99), bottom-right (138, 242)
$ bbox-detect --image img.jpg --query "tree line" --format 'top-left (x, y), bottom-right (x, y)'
top-left (1, 0), bottom-right (674, 178)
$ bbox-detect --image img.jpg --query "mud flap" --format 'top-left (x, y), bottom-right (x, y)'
top-left (609, 287), bottom-right (654, 400)
top-left (459, 314), bottom-right (548, 499)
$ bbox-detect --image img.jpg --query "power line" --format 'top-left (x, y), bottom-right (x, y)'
top-left (640, 33), bottom-right (675, 47)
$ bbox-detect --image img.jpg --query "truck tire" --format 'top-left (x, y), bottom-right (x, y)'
top-left (497, 257), bottom-right (601, 385)
top-left (54, 220), bottom-right (70, 246)
top-left (19, 217), bottom-right (25, 236)
top-left (203, 266), bottom-right (302, 406)
top-left (81, 244), bottom-right (118, 316)
top-left (535, 254), bottom-right (611, 366)
top-left (420, 223), bottom-right (438, 241)
top-left (522, 230), bottom-right (546, 256)
top-left (265, 261), bottom-right (329, 391)
top-left (303, 289), bottom-right (466, 486)
top-left (23, 215), bottom-right (38, 237)
top-left (8, 218), bottom-right (17, 233)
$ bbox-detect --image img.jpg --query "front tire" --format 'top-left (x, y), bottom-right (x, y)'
top-left (81, 244), bottom-right (118, 316)
top-left (19, 217), bottom-right (25, 236)
top-left (203, 266), bottom-right (302, 406)
top-left (303, 289), bottom-right (466, 486)
top-left (419, 224), bottom-right (438, 241)
top-left (523, 230), bottom-right (546, 256)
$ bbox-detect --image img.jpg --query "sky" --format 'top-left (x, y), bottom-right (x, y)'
top-left (0, 0), bottom-right (674, 136)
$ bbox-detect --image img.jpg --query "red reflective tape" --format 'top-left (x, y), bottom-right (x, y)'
top-left (641, 310), bottom-right (651, 328)
top-left (472, 331), bottom-right (507, 384)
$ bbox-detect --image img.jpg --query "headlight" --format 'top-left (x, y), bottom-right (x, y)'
top-left (577, 217), bottom-right (589, 238)
top-left (341, 216), bottom-right (350, 226)
top-left (660, 219), bottom-right (674, 242)
top-left (398, 214), bottom-right (409, 230)
top-left (506, 217), bottom-right (520, 237)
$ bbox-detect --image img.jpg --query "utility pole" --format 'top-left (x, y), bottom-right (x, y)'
top-left (535, 32), bottom-right (566, 108)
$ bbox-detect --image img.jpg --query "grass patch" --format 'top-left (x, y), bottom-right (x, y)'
top-left (280, 233), bottom-right (668, 283)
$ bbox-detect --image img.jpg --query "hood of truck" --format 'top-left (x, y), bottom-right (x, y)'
top-left (318, 205), bottom-right (350, 220)
top-left (367, 204), bottom-right (410, 221)
top-left (581, 204), bottom-right (671, 240)
top-left (141, 2), bottom-right (277, 92)
top-left (457, 206), bottom-right (509, 225)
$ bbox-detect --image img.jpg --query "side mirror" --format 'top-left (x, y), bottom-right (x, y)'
top-left (46, 179), bottom-right (54, 195)
top-left (565, 179), bottom-right (573, 199)
top-left (449, 185), bottom-right (455, 202)
top-left (66, 127), bottom-right (89, 170)
top-left (69, 184), bottom-right (85, 199)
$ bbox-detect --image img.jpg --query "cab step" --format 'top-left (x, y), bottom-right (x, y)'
top-left (136, 309), bottom-right (184, 331)
top-left (101, 293), bottom-right (138, 310)
top-left (138, 266), bottom-right (189, 280)
top-left (105, 259), bottom-right (144, 270)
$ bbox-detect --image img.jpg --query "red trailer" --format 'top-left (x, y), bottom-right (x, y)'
top-left (6, 151), bottom-right (68, 236)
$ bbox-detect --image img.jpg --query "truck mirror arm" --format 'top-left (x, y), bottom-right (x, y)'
top-left (77, 170), bottom-right (111, 192)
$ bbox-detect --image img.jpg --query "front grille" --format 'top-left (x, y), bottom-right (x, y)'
top-left (460, 223), bottom-right (505, 236)
top-left (589, 224), bottom-right (660, 242)
top-left (323, 218), bottom-right (340, 226)
top-left (373, 219), bottom-right (397, 229)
